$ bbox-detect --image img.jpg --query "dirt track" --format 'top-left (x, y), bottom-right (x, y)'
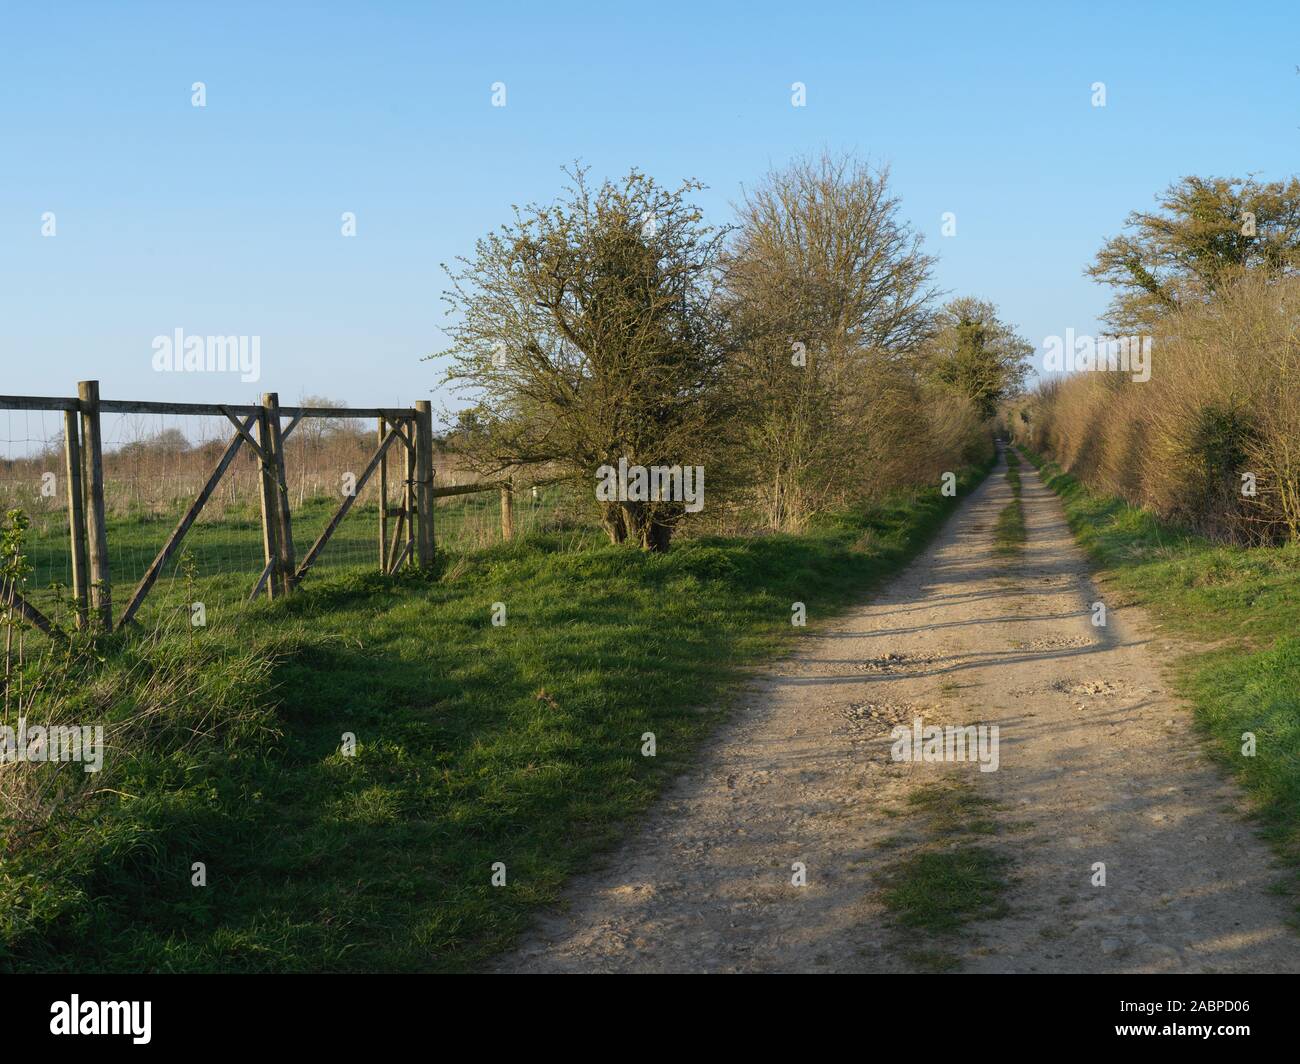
top-left (499, 449), bottom-right (1300, 974)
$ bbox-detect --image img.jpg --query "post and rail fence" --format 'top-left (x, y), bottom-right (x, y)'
top-left (0, 381), bottom-right (519, 641)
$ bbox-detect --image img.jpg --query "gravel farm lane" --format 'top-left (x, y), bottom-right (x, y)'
top-left (498, 449), bottom-right (1300, 974)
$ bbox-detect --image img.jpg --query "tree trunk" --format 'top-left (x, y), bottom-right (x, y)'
top-left (601, 504), bottom-right (628, 544)
top-left (620, 502), bottom-right (674, 552)
top-left (643, 519), bottom-right (673, 552)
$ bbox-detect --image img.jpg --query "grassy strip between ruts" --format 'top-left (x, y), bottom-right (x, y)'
top-left (878, 781), bottom-right (1011, 972)
top-left (1, 454), bottom-right (994, 973)
top-left (993, 447), bottom-right (1026, 555)
top-left (1018, 446), bottom-right (1300, 916)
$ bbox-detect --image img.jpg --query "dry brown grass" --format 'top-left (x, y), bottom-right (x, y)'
top-left (0, 425), bottom-right (491, 523)
top-left (1012, 275), bottom-right (1300, 543)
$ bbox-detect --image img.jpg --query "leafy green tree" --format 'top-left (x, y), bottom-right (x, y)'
top-left (919, 298), bottom-right (1033, 420)
top-left (1087, 175), bottom-right (1300, 331)
top-left (437, 166), bottom-right (736, 551)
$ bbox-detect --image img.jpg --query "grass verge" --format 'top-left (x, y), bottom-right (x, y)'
top-left (1018, 445), bottom-right (1300, 908)
top-left (1, 456), bottom-right (994, 972)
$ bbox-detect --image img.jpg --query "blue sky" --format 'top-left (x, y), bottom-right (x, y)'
top-left (2, 0), bottom-right (1297, 422)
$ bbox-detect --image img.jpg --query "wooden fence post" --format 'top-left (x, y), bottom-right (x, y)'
top-left (500, 478), bottom-right (514, 541)
top-left (62, 408), bottom-right (89, 629)
top-left (377, 417), bottom-right (389, 572)
top-left (263, 393), bottom-right (295, 595)
top-left (414, 401), bottom-right (434, 566)
top-left (403, 421), bottom-right (415, 569)
top-left (256, 406), bottom-right (280, 600)
top-left (77, 380), bottom-right (111, 631)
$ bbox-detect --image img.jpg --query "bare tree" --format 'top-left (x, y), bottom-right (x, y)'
top-left (295, 395), bottom-right (355, 446)
top-left (289, 395), bottom-right (366, 506)
top-left (725, 152), bottom-right (940, 529)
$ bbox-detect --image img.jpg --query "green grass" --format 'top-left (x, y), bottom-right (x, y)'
top-left (1, 455), bottom-right (994, 972)
top-left (878, 780), bottom-right (1011, 965)
top-left (1019, 445), bottom-right (1300, 897)
top-left (993, 447), bottom-right (1026, 555)
top-left (10, 485), bottom-right (576, 632)
top-left (1004, 446), bottom-right (1021, 496)
top-left (905, 780), bottom-right (1001, 836)
top-left (881, 846), bottom-right (1011, 934)
top-left (878, 780), bottom-right (1008, 936)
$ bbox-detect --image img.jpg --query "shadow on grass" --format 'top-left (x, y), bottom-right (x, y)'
top-left (2, 457), bottom-right (998, 973)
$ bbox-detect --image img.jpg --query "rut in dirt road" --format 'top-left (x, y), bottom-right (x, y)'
top-left (499, 449), bottom-right (1300, 974)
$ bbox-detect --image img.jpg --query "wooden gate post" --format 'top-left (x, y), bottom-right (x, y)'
top-left (377, 417), bottom-right (389, 572)
top-left (256, 406), bottom-right (280, 600)
top-left (500, 478), bottom-right (514, 541)
top-left (263, 393), bottom-right (295, 595)
top-left (414, 401), bottom-right (434, 566)
top-left (403, 421), bottom-right (415, 569)
top-left (77, 380), bottom-right (112, 631)
top-left (63, 408), bottom-right (89, 629)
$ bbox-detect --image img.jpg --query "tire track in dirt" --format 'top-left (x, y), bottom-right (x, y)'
top-left (498, 447), bottom-right (1300, 973)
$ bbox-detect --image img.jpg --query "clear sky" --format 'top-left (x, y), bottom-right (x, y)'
top-left (2, 0), bottom-right (1297, 423)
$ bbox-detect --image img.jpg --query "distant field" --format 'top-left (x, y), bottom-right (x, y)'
top-left (4, 482), bottom-right (580, 631)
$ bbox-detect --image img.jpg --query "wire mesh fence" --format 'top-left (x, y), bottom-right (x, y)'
top-left (0, 407), bottom-right (71, 600)
top-left (0, 384), bottom-right (599, 641)
top-left (1, 387), bottom-right (483, 637)
top-left (0, 408), bottom-right (378, 630)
